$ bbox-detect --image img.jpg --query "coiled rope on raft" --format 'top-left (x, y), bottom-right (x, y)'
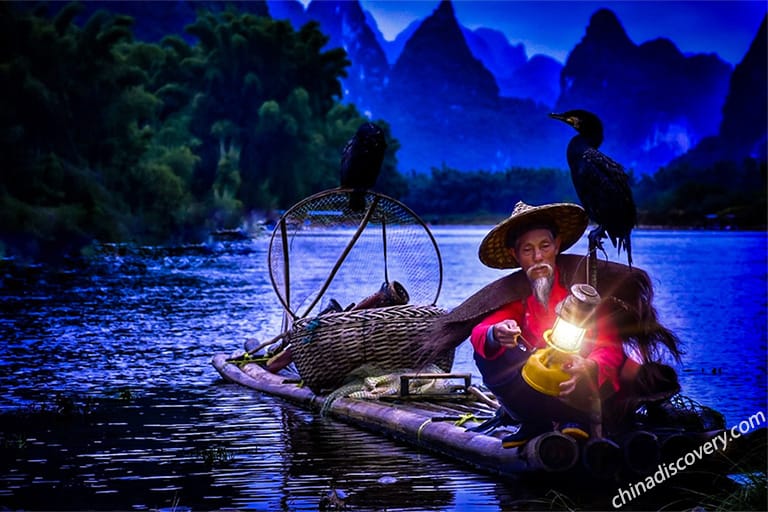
top-left (320, 363), bottom-right (450, 416)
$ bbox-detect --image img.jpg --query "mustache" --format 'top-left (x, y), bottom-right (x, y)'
top-left (526, 263), bottom-right (553, 279)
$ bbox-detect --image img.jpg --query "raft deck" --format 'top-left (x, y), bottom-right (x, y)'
top-left (211, 353), bottom-right (762, 481)
top-left (210, 353), bottom-right (588, 476)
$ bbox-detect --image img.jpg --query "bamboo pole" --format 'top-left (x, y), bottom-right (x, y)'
top-left (212, 354), bottom-right (578, 475)
top-left (300, 195), bottom-right (380, 319)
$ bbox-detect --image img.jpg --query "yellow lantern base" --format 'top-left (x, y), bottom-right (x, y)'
top-left (521, 346), bottom-right (571, 397)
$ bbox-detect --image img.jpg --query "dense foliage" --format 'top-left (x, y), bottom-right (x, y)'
top-left (403, 166), bottom-right (578, 221)
top-left (406, 159), bottom-right (766, 229)
top-left (0, 3), bottom-right (764, 261)
top-left (0, 3), bottom-right (400, 260)
top-left (635, 157), bottom-right (767, 227)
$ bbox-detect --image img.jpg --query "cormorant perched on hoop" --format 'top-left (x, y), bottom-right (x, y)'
top-left (549, 110), bottom-right (637, 267)
top-left (340, 122), bottom-right (387, 212)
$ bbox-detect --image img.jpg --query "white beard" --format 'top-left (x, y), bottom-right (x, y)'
top-left (527, 263), bottom-right (555, 308)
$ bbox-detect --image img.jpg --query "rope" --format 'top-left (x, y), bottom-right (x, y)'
top-left (417, 414), bottom-right (478, 442)
top-left (417, 419), bottom-right (431, 442)
top-left (319, 364), bottom-right (447, 416)
top-left (453, 413), bottom-right (477, 427)
top-left (225, 352), bottom-right (271, 368)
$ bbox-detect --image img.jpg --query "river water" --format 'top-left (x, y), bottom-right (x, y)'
top-left (1, 227), bottom-right (765, 511)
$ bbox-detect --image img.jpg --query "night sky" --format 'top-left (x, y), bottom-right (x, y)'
top-left (353, 0), bottom-right (767, 65)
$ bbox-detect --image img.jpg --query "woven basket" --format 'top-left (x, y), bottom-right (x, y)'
top-left (289, 304), bottom-right (451, 392)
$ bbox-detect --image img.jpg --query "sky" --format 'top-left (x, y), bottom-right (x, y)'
top-left (352, 0), bottom-right (767, 65)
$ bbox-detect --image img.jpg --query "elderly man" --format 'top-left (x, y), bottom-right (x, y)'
top-left (417, 201), bottom-right (682, 448)
top-left (472, 201), bottom-right (624, 446)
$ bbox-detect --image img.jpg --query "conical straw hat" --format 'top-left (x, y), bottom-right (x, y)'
top-left (478, 201), bottom-right (588, 269)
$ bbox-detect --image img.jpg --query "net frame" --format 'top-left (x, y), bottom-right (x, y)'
top-left (267, 189), bottom-right (443, 321)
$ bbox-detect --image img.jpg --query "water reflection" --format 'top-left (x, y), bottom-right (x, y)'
top-left (0, 230), bottom-right (766, 510)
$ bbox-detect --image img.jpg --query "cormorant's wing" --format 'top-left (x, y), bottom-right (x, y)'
top-left (339, 136), bottom-right (355, 188)
top-left (339, 131), bottom-right (386, 190)
top-left (575, 147), bottom-right (637, 244)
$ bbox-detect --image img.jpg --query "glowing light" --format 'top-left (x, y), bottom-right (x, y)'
top-left (521, 284), bottom-right (601, 396)
top-left (550, 316), bottom-right (586, 352)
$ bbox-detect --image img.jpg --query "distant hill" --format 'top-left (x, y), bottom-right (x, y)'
top-left (377, 0), bottom-right (563, 173)
top-left (668, 15), bottom-right (767, 168)
top-left (287, 0), bottom-right (756, 174)
top-left (303, 0), bottom-right (389, 117)
top-left (555, 8), bottom-right (733, 173)
top-left (507, 54), bottom-right (562, 107)
top-left (461, 26), bottom-right (561, 106)
top-left (718, 15), bottom-right (767, 161)
top-left (378, 19), bottom-right (420, 66)
top-left (37, 0), bottom-right (764, 175)
top-left (387, 1), bottom-right (499, 106)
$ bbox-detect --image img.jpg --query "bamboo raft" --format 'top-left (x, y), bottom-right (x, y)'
top-left (210, 353), bottom-right (761, 481)
top-left (211, 190), bottom-right (764, 485)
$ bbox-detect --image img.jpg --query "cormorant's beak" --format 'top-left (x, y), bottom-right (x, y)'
top-left (549, 113), bottom-right (578, 128)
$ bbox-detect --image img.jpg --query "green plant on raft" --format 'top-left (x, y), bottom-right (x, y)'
top-left (713, 472), bottom-right (768, 512)
top-left (706, 430), bottom-right (767, 511)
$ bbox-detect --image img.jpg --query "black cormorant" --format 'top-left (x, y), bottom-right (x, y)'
top-left (340, 122), bottom-right (387, 212)
top-left (549, 109), bottom-right (637, 266)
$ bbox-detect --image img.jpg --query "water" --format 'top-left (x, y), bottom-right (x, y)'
top-left (0, 228), bottom-right (765, 511)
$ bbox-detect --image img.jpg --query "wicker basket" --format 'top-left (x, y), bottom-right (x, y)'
top-left (289, 304), bottom-right (452, 392)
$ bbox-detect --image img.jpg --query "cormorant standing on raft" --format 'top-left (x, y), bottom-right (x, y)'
top-left (550, 110), bottom-right (637, 266)
top-left (340, 122), bottom-right (387, 212)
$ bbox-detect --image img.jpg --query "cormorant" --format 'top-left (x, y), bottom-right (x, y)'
top-left (549, 109), bottom-right (637, 266)
top-left (340, 122), bottom-right (387, 212)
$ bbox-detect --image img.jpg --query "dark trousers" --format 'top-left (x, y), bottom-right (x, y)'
top-left (474, 346), bottom-right (589, 426)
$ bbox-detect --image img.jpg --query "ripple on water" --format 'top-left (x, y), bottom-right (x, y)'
top-left (0, 233), bottom-right (765, 510)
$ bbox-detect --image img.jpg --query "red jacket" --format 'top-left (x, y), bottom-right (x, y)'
top-left (470, 268), bottom-right (624, 393)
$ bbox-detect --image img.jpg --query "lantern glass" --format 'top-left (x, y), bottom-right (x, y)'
top-left (522, 284), bottom-right (601, 396)
top-left (549, 316), bottom-right (586, 352)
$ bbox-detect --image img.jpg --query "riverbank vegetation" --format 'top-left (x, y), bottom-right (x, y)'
top-left (1, 3), bottom-right (765, 261)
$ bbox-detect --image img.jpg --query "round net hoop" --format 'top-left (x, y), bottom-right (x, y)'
top-left (268, 189), bottom-right (443, 321)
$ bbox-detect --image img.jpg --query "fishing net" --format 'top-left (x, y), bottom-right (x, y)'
top-left (268, 189), bottom-right (443, 320)
top-left (635, 394), bottom-right (726, 432)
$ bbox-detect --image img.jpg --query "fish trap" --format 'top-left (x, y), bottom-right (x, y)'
top-left (267, 189), bottom-right (451, 391)
top-left (288, 304), bottom-right (452, 392)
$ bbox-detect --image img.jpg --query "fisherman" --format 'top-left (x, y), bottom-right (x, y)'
top-left (418, 201), bottom-right (682, 447)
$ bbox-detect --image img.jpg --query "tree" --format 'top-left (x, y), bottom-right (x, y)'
top-left (0, 3), bottom-right (155, 257)
top-left (182, 10), bottom-right (351, 213)
top-left (0, 3), bottom-right (410, 258)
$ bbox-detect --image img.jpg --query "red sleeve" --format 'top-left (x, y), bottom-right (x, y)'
top-left (470, 301), bottom-right (524, 360)
top-left (587, 313), bottom-right (626, 394)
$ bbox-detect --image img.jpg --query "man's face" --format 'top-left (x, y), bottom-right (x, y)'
top-left (510, 228), bottom-right (561, 278)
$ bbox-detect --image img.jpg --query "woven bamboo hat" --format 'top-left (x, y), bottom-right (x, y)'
top-left (478, 201), bottom-right (588, 269)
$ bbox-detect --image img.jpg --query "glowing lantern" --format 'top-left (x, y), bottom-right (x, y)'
top-left (521, 284), bottom-right (601, 396)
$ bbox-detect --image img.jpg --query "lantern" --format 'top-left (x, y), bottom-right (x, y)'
top-left (521, 283), bottom-right (601, 396)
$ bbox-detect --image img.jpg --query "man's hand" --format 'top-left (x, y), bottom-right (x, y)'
top-left (558, 355), bottom-right (598, 398)
top-left (492, 319), bottom-right (521, 348)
